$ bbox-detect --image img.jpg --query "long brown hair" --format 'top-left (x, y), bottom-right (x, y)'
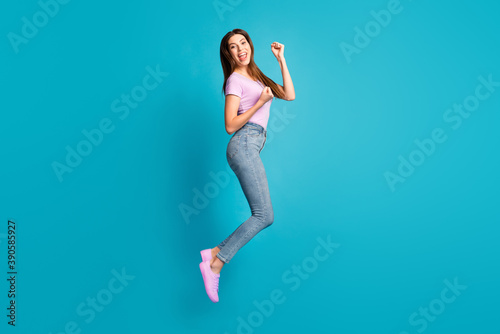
top-left (220, 28), bottom-right (286, 100)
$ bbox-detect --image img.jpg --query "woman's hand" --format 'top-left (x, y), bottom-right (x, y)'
top-left (271, 42), bottom-right (284, 60)
top-left (259, 86), bottom-right (274, 104)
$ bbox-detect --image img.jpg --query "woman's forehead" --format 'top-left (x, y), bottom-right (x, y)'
top-left (228, 34), bottom-right (247, 44)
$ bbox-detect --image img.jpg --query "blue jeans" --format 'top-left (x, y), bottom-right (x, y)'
top-left (216, 122), bottom-right (274, 264)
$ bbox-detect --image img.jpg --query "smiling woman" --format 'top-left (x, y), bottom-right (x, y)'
top-left (198, 28), bottom-right (296, 303)
top-left (220, 29), bottom-right (288, 103)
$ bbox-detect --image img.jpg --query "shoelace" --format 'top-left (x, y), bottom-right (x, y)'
top-left (213, 275), bottom-right (219, 292)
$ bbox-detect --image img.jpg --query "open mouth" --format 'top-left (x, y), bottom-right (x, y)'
top-left (238, 52), bottom-right (247, 61)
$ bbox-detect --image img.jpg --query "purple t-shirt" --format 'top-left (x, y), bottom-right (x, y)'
top-left (225, 72), bottom-right (272, 130)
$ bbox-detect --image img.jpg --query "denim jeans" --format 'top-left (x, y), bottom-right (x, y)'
top-left (216, 122), bottom-right (274, 264)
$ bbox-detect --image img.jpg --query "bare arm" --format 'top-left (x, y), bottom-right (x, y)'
top-left (224, 95), bottom-right (265, 135)
top-left (271, 42), bottom-right (295, 101)
top-left (278, 57), bottom-right (295, 101)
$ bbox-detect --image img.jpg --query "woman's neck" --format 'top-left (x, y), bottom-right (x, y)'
top-left (234, 68), bottom-right (255, 80)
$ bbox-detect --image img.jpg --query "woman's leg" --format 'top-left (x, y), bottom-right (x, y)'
top-left (215, 133), bottom-right (274, 267)
top-left (211, 247), bottom-right (221, 258)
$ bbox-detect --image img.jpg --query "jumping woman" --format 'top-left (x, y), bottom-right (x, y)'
top-left (199, 28), bottom-right (295, 303)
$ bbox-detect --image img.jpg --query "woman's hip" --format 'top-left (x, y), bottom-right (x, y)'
top-left (226, 123), bottom-right (267, 161)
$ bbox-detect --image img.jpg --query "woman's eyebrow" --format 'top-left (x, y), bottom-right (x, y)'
top-left (229, 38), bottom-right (245, 46)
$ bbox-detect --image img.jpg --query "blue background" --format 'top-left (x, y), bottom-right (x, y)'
top-left (1, 0), bottom-right (499, 333)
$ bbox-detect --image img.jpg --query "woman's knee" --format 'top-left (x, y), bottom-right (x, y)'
top-left (262, 208), bottom-right (274, 227)
top-left (252, 208), bottom-right (274, 227)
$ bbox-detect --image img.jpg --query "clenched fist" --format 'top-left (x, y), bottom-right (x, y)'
top-left (259, 86), bottom-right (274, 104)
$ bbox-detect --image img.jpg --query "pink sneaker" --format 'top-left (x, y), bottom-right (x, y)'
top-left (200, 249), bottom-right (213, 262)
top-left (199, 259), bottom-right (220, 303)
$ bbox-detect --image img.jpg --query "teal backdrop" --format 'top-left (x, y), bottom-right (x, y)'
top-left (1, 0), bottom-right (499, 333)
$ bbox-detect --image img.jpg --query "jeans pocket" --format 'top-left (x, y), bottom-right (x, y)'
top-left (247, 128), bottom-right (261, 137)
top-left (226, 134), bottom-right (241, 159)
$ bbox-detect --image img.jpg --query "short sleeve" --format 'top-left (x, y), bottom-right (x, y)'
top-left (225, 76), bottom-right (242, 98)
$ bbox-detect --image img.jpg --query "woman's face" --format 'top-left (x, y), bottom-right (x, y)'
top-left (228, 34), bottom-right (251, 67)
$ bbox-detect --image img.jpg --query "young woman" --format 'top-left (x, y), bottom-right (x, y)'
top-left (199, 28), bottom-right (295, 303)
